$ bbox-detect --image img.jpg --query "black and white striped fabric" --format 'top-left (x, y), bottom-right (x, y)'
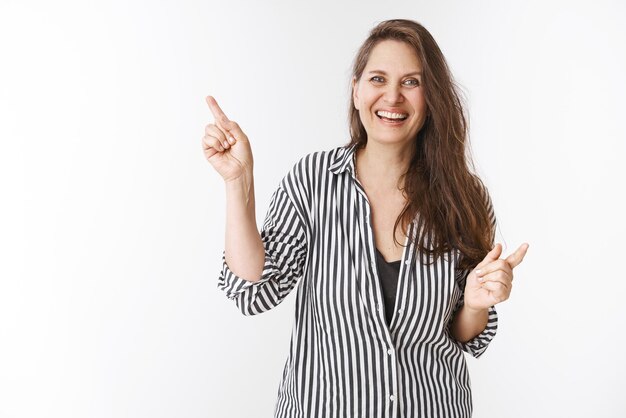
top-left (218, 145), bottom-right (498, 418)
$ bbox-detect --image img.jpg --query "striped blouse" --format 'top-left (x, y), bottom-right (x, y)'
top-left (218, 145), bottom-right (498, 418)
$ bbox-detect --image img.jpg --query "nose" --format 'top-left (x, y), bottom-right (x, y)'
top-left (383, 84), bottom-right (404, 104)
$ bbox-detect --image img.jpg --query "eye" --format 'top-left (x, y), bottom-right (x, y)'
top-left (370, 76), bottom-right (384, 83)
top-left (403, 78), bottom-right (420, 87)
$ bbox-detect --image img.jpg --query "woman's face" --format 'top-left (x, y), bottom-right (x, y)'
top-left (352, 40), bottom-right (428, 147)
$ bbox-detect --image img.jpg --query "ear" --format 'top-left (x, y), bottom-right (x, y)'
top-left (352, 77), bottom-right (360, 110)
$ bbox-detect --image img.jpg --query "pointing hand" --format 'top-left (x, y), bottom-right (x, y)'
top-left (202, 96), bottom-right (254, 183)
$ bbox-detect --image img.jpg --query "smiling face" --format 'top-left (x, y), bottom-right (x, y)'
top-left (352, 39), bottom-right (428, 147)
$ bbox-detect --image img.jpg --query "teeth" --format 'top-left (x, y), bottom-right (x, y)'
top-left (376, 110), bottom-right (408, 120)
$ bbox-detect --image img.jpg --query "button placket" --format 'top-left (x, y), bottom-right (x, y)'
top-left (364, 208), bottom-right (385, 322)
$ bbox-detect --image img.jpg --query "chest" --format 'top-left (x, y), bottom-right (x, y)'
top-left (304, 175), bottom-right (462, 336)
top-left (364, 187), bottom-right (407, 262)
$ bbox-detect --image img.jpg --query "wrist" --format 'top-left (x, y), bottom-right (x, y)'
top-left (462, 304), bottom-right (489, 316)
top-left (224, 175), bottom-right (248, 190)
top-left (225, 171), bottom-right (255, 209)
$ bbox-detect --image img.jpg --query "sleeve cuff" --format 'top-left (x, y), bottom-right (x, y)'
top-left (217, 251), bottom-right (278, 300)
top-left (455, 305), bottom-right (498, 358)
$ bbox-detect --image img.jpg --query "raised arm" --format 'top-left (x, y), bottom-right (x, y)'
top-left (203, 96), bottom-right (264, 282)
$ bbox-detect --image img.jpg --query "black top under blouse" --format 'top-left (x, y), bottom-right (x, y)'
top-left (374, 247), bottom-right (401, 326)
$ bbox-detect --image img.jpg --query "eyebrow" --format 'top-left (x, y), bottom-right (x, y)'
top-left (367, 69), bottom-right (422, 77)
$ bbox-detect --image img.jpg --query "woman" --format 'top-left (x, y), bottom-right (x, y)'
top-left (203, 19), bottom-right (528, 418)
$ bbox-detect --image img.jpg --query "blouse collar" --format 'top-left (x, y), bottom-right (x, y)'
top-left (328, 144), bottom-right (358, 176)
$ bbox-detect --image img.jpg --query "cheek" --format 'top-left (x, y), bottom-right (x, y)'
top-left (357, 85), bottom-right (379, 107)
top-left (408, 90), bottom-right (427, 110)
top-left (357, 108), bottom-right (372, 127)
top-left (356, 96), bottom-right (376, 122)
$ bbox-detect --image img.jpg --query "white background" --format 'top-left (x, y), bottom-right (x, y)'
top-left (1, 0), bottom-right (625, 417)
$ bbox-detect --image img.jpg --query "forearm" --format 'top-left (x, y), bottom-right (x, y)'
top-left (224, 173), bottom-right (265, 282)
top-left (451, 305), bottom-right (489, 343)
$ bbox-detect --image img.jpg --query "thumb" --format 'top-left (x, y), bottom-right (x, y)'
top-left (476, 243), bottom-right (502, 269)
top-left (505, 243), bottom-right (530, 269)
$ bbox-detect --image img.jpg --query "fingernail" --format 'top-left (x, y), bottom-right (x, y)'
top-left (222, 141), bottom-right (229, 148)
top-left (475, 269), bottom-right (481, 275)
top-left (228, 136), bottom-right (235, 144)
top-left (478, 277), bottom-right (484, 282)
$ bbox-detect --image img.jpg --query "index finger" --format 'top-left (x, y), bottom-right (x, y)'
top-left (505, 243), bottom-right (529, 269)
top-left (206, 96), bottom-right (230, 125)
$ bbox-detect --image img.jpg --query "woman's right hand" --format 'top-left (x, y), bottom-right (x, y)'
top-left (203, 96), bottom-right (254, 183)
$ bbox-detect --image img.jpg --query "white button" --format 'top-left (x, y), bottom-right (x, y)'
top-left (387, 349), bottom-right (393, 355)
top-left (390, 395), bottom-right (396, 402)
top-left (398, 308), bottom-right (403, 314)
top-left (404, 260), bottom-right (410, 265)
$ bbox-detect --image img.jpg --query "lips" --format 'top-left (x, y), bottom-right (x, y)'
top-left (373, 109), bottom-right (409, 127)
top-left (375, 110), bottom-right (409, 120)
top-left (375, 110), bottom-right (408, 126)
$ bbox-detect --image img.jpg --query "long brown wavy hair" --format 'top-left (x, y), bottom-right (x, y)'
top-left (348, 19), bottom-right (496, 270)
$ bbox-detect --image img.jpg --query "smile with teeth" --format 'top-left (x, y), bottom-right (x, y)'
top-left (375, 110), bottom-right (408, 122)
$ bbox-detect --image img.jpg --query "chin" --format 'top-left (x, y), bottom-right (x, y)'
top-left (369, 133), bottom-right (412, 146)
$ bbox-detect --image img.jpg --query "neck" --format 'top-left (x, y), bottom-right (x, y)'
top-left (355, 140), bottom-right (415, 190)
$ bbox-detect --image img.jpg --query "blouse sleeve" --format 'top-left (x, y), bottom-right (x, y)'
top-left (451, 183), bottom-right (499, 358)
top-left (451, 269), bottom-right (498, 358)
top-left (217, 183), bottom-right (308, 316)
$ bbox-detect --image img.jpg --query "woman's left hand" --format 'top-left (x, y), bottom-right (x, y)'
top-left (463, 243), bottom-right (529, 310)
